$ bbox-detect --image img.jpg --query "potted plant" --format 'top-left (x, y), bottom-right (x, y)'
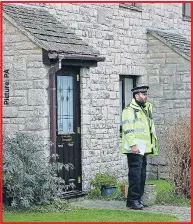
top-left (90, 172), bottom-right (117, 196)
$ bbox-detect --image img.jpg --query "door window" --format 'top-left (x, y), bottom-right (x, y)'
top-left (57, 76), bottom-right (74, 134)
top-left (120, 76), bottom-right (137, 133)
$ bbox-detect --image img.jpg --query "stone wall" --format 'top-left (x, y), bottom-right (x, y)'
top-left (146, 35), bottom-right (190, 179)
top-left (3, 19), bottom-right (50, 156)
top-left (3, 3), bottom-right (190, 190)
top-left (37, 3), bottom-right (190, 189)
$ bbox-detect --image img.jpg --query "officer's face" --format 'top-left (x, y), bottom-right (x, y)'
top-left (136, 92), bottom-right (147, 103)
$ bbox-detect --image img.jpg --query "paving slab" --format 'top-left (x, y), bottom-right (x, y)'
top-left (71, 199), bottom-right (190, 222)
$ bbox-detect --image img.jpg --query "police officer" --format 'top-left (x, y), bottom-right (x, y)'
top-left (121, 86), bottom-right (158, 210)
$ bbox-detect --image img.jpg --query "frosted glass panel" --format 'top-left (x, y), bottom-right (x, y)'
top-left (57, 76), bottom-right (73, 134)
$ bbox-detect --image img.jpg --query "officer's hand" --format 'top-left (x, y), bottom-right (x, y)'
top-left (131, 145), bottom-right (140, 154)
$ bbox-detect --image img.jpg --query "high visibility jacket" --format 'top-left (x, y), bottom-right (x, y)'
top-left (121, 98), bottom-right (158, 156)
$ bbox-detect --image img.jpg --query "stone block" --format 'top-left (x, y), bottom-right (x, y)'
top-left (33, 79), bottom-right (49, 89)
top-left (28, 89), bottom-right (48, 105)
top-left (180, 73), bottom-right (190, 82)
top-left (186, 99), bottom-right (190, 108)
top-left (14, 42), bottom-right (37, 50)
top-left (25, 117), bottom-right (49, 131)
top-left (163, 90), bottom-right (176, 99)
top-left (5, 118), bottom-right (25, 124)
top-left (176, 64), bottom-right (190, 72)
top-left (18, 106), bottom-right (49, 117)
top-left (14, 90), bottom-right (27, 97)
top-left (10, 70), bottom-right (26, 80)
top-left (3, 107), bottom-right (18, 118)
top-left (13, 56), bottom-right (27, 70)
top-left (149, 76), bottom-right (160, 84)
top-left (27, 62), bottom-right (44, 68)
top-left (166, 57), bottom-right (186, 64)
top-left (124, 18), bottom-right (130, 29)
top-left (149, 84), bottom-right (163, 97)
top-left (163, 83), bottom-right (174, 90)
top-left (3, 124), bottom-right (18, 135)
top-left (186, 83), bottom-right (190, 90)
top-left (159, 65), bottom-right (176, 76)
top-left (13, 81), bottom-right (33, 90)
top-left (27, 68), bottom-right (47, 79)
top-left (153, 113), bottom-right (165, 125)
top-left (173, 83), bottom-right (186, 90)
top-left (9, 97), bottom-right (27, 106)
top-left (173, 100), bottom-right (186, 108)
top-left (109, 92), bottom-right (116, 99)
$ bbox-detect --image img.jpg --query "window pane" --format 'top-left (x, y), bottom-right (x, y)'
top-left (120, 77), bottom-right (134, 125)
top-left (57, 76), bottom-right (74, 134)
top-left (125, 78), bottom-right (133, 106)
top-left (119, 80), bottom-right (123, 124)
top-left (185, 3), bottom-right (191, 17)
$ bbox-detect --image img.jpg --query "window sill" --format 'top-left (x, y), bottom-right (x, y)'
top-left (182, 16), bottom-right (191, 22)
top-left (119, 4), bottom-right (142, 12)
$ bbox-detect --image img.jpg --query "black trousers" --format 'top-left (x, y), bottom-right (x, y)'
top-left (127, 153), bottom-right (147, 202)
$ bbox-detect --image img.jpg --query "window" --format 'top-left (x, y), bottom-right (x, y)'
top-left (119, 76), bottom-right (137, 133)
top-left (182, 3), bottom-right (191, 20)
top-left (119, 3), bottom-right (142, 12)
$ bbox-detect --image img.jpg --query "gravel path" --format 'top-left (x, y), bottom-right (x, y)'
top-left (71, 199), bottom-right (190, 222)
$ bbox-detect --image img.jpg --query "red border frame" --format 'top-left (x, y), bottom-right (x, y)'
top-left (0, 1), bottom-right (192, 224)
top-left (1, 1), bottom-right (193, 3)
top-left (0, 1), bottom-right (2, 224)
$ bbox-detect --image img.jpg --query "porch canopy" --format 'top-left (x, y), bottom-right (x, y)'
top-left (3, 4), bottom-right (105, 67)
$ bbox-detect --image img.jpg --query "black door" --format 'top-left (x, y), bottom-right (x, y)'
top-left (55, 66), bottom-right (81, 193)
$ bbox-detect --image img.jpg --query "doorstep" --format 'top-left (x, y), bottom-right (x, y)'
top-left (61, 190), bottom-right (88, 202)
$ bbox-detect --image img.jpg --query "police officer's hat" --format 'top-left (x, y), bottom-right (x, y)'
top-left (131, 85), bottom-right (149, 93)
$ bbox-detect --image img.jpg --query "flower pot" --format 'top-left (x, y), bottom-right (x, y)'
top-left (120, 185), bottom-right (128, 197)
top-left (142, 184), bottom-right (157, 205)
top-left (101, 186), bottom-right (117, 196)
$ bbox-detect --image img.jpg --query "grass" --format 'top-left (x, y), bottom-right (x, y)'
top-left (87, 179), bottom-right (190, 206)
top-left (3, 208), bottom-right (178, 222)
top-left (146, 179), bottom-right (190, 206)
top-left (3, 179), bottom-right (189, 222)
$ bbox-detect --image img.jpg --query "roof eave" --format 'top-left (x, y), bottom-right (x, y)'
top-left (147, 29), bottom-right (190, 61)
top-left (3, 13), bottom-right (50, 51)
top-left (49, 52), bottom-right (105, 62)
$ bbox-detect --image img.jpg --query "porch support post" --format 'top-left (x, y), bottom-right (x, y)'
top-left (49, 61), bottom-right (60, 155)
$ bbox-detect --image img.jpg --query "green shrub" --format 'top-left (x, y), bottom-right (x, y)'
top-left (3, 133), bottom-right (74, 208)
top-left (88, 174), bottom-right (126, 201)
top-left (163, 117), bottom-right (190, 199)
top-left (146, 179), bottom-right (190, 206)
top-left (87, 188), bottom-right (103, 199)
top-left (90, 173), bottom-right (117, 189)
top-left (3, 197), bottom-right (74, 213)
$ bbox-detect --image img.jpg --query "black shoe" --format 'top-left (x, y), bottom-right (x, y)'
top-left (139, 200), bottom-right (148, 207)
top-left (126, 200), bottom-right (144, 210)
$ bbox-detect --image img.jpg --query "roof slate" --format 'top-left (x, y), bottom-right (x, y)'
top-left (147, 29), bottom-right (190, 60)
top-left (3, 4), bottom-right (100, 57)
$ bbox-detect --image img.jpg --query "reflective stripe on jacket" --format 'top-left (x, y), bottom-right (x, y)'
top-left (121, 98), bottom-right (158, 156)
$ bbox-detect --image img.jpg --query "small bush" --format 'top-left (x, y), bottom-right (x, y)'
top-left (3, 133), bottom-right (73, 208)
top-left (162, 117), bottom-right (190, 199)
top-left (146, 179), bottom-right (190, 206)
top-left (90, 173), bottom-right (117, 189)
top-left (87, 188), bottom-right (103, 199)
top-left (3, 198), bottom-right (75, 213)
top-left (87, 174), bottom-right (125, 201)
